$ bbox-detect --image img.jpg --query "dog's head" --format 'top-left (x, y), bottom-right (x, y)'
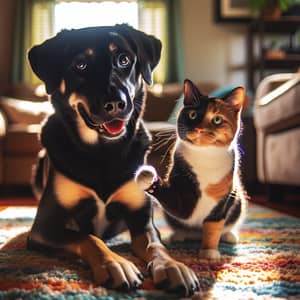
top-left (28, 24), bottom-right (161, 143)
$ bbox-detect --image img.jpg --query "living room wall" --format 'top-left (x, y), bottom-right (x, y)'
top-left (181, 0), bottom-right (247, 87)
top-left (0, 0), bottom-right (16, 93)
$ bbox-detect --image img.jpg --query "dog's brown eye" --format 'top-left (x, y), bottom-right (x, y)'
top-left (76, 61), bottom-right (87, 71)
top-left (118, 54), bottom-right (130, 68)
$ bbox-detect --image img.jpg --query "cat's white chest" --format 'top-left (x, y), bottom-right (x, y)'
top-left (177, 142), bottom-right (233, 227)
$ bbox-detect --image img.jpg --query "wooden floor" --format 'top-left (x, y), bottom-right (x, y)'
top-left (0, 198), bottom-right (37, 207)
top-left (250, 194), bottom-right (300, 218)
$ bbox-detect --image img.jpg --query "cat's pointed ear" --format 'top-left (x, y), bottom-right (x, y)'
top-left (225, 87), bottom-right (245, 111)
top-left (183, 79), bottom-right (202, 105)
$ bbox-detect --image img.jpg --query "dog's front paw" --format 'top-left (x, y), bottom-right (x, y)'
top-left (93, 256), bottom-right (143, 291)
top-left (148, 257), bottom-right (200, 297)
top-left (198, 249), bottom-right (221, 260)
top-left (135, 165), bottom-right (157, 190)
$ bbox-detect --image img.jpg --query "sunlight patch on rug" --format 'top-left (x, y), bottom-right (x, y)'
top-left (0, 207), bottom-right (35, 245)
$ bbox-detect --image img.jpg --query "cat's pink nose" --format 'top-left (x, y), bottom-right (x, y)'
top-left (195, 128), bottom-right (203, 133)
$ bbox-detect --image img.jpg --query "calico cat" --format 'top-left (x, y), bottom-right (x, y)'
top-left (136, 79), bottom-right (247, 259)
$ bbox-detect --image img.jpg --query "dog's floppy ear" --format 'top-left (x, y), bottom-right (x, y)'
top-left (116, 24), bottom-right (162, 85)
top-left (28, 30), bottom-right (71, 94)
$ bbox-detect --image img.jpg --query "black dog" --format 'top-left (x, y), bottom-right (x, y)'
top-left (27, 24), bottom-right (199, 296)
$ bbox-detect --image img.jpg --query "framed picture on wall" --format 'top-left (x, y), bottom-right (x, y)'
top-left (215, 0), bottom-right (254, 22)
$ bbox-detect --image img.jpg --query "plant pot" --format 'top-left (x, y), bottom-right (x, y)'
top-left (261, 4), bottom-right (281, 19)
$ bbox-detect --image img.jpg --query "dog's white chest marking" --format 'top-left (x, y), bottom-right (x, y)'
top-left (176, 141), bottom-right (233, 226)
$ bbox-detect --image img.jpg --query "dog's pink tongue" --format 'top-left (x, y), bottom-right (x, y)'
top-left (103, 120), bottom-right (125, 135)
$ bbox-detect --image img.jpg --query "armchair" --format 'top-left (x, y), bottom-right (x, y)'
top-left (253, 72), bottom-right (300, 186)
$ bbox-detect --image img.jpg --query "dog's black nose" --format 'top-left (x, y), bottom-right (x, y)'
top-left (104, 100), bottom-right (126, 115)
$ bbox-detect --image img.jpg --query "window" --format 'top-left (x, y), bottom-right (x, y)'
top-left (138, 2), bottom-right (167, 83)
top-left (54, 1), bottom-right (138, 33)
top-left (19, 0), bottom-right (170, 85)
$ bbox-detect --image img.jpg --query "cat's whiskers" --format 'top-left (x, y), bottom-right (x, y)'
top-left (160, 139), bottom-right (176, 165)
top-left (155, 129), bottom-right (175, 138)
top-left (152, 132), bottom-right (176, 151)
top-left (153, 139), bottom-right (172, 151)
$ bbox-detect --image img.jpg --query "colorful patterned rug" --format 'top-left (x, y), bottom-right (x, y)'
top-left (0, 203), bottom-right (299, 299)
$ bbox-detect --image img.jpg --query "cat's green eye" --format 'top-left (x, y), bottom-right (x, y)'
top-left (188, 110), bottom-right (198, 120)
top-left (212, 115), bottom-right (223, 126)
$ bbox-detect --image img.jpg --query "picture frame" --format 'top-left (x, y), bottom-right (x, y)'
top-left (214, 0), bottom-right (254, 23)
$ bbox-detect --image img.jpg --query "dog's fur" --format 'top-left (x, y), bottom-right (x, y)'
top-left (27, 24), bottom-right (199, 296)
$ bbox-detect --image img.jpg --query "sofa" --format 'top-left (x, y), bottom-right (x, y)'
top-left (253, 72), bottom-right (300, 187)
top-left (0, 81), bottom-right (219, 187)
top-left (0, 83), bottom-right (48, 186)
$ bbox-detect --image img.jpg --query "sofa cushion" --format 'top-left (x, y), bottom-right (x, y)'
top-left (145, 121), bottom-right (176, 133)
top-left (4, 124), bottom-right (42, 155)
top-left (0, 97), bottom-right (53, 125)
top-left (4, 156), bottom-right (38, 185)
top-left (264, 127), bottom-right (300, 185)
top-left (167, 95), bottom-right (184, 125)
top-left (0, 110), bottom-right (7, 138)
top-left (4, 82), bottom-right (48, 102)
top-left (254, 80), bottom-right (300, 131)
top-left (144, 91), bottom-right (177, 122)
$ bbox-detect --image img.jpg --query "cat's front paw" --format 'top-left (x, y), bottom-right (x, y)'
top-left (221, 231), bottom-right (239, 244)
top-left (135, 165), bottom-right (157, 190)
top-left (198, 249), bottom-right (221, 260)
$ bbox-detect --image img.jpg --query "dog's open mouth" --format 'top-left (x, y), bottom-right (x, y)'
top-left (77, 103), bottom-right (126, 137)
top-left (103, 119), bottom-right (126, 135)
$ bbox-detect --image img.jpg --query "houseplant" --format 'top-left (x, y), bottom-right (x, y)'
top-left (248, 0), bottom-right (300, 18)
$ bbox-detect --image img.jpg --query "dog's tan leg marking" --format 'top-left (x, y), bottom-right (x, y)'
top-left (131, 233), bottom-right (199, 294)
top-left (199, 219), bottom-right (225, 259)
top-left (68, 93), bottom-right (98, 144)
top-left (54, 172), bottom-right (94, 209)
top-left (205, 171), bottom-right (233, 201)
top-left (65, 234), bottom-right (143, 288)
top-left (60, 80), bottom-right (66, 94)
top-left (107, 180), bottom-right (147, 211)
